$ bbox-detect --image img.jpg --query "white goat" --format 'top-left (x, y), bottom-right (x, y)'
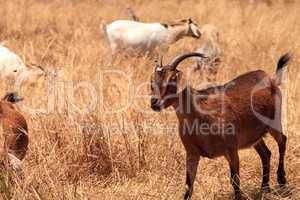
top-left (0, 46), bottom-right (46, 86)
top-left (104, 18), bottom-right (201, 55)
top-left (194, 24), bottom-right (221, 74)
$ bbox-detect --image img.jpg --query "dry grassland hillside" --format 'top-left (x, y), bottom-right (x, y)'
top-left (0, 0), bottom-right (299, 199)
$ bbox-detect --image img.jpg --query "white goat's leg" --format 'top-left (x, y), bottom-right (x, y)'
top-left (109, 43), bottom-right (118, 65)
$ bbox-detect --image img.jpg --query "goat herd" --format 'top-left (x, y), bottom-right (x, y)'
top-left (0, 11), bottom-right (293, 200)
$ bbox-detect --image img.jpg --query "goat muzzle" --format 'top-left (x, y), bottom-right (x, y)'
top-left (151, 97), bottom-right (162, 112)
top-left (193, 31), bottom-right (201, 38)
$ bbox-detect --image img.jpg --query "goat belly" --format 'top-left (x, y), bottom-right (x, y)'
top-left (179, 120), bottom-right (229, 158)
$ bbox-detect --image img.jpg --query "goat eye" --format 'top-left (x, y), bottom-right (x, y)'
top-left (13, 70), bottom-right (17, 72)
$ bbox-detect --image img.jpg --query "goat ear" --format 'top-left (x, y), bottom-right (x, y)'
top-left (176, 71), bottom-right (185, 93)
top-left (188, 18), bottom-right (192, 24)
top-left (176, 71), bottom-right (182, 81)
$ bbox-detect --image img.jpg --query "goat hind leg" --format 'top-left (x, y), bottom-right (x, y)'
top-left (254, 139), bottom-right (271, 192)
top-left (268, 88), bottom-right (287, 185)
top-left (269, 127), bottom-right (287, 186)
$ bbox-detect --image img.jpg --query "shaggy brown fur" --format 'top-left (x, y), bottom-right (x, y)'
top-left (0, 92), bottom-right (28, 161)
top-left (150, 52), bottom-right (291, 200)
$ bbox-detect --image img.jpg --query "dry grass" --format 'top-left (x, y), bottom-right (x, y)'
top-left (0, 0), bottom-right (299, 199)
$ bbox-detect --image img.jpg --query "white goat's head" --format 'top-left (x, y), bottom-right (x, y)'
top-left (162, 18), bottom-right (201, 39)
top-left (17, 63), bottom-right (48, 87)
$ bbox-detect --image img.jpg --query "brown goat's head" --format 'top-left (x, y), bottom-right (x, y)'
top-left (150, 53), bottom-right (206, 111)
top-left (150, 57), bottom-right (182, 111)
top-left (2, 92), bottom-right (23, 104)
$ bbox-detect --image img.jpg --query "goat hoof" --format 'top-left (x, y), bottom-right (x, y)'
top-left (234, 193), bottom-right (242, 200)
top-left (278, 176), bottom-right (287, 186)
top-left (262, 184), bottom-right (271, 193)
top-left (183, 190), bottom-right (191, 200)
top-left (183, 192), bottom-right (190, 200)
top-left (183, 185), bottom-right (193, 200)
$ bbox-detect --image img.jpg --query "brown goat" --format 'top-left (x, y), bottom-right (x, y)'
top-left (150, 52), bottom-right (291, 200)
top-left (0, 92), bottom-right (28, 164)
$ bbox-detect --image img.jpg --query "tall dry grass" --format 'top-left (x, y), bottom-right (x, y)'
top-left (0, 0), bottom-right (299, 199)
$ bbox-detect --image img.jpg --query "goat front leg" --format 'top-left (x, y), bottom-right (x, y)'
top-left (184, 153), bottom-right (200, 200)
top-left (1, 134), bottom-right (10, 169)
top-left (226, 150), bottom-right (241, 200)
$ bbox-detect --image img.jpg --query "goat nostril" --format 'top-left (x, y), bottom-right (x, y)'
top-left (151, 97), bottom-right (158, 105)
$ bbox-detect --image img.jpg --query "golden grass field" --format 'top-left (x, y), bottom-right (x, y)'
top-left (0, 0), bottom-right (300, 199)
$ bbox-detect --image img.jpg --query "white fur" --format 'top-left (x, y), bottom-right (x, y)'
top-left (105, 20), bottom-right (200, 54)
top-left (0, 46), bottom-right (27, 79)
top-left (106, 20), bottom-right (169, 54)
top-left (0, 46), bottom-right (45, 83)
top-left (156, 67), bottom-right (163, 72)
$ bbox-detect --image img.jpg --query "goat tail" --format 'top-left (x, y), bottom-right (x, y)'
top-left (275, 52), bottom-right (292, 85)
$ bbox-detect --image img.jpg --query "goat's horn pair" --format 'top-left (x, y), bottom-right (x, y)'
top-left (170, 52), bottom-right (206, 70)
top-left (37, 65), bottom-right (46, 72)
top-left (155, 56), bottom-right (164, 67)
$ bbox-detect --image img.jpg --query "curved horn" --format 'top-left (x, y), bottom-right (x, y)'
top-left (155, 56), bottom-right (163, 67)
top-left (37, 65), bottom-right (45, 72)
top-left (170, 52), bottom-right (206, 70)
top-left (155, 59), bottom-right (159, 67)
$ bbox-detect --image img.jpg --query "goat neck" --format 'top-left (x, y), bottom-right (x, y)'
top-left (165, 25), bottom-right (189, 43)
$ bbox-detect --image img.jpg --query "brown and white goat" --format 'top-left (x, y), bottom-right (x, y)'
top-left (150, 52), bottom-right (291, 200)
top-left (0, 92), bottom-right (28, 171)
